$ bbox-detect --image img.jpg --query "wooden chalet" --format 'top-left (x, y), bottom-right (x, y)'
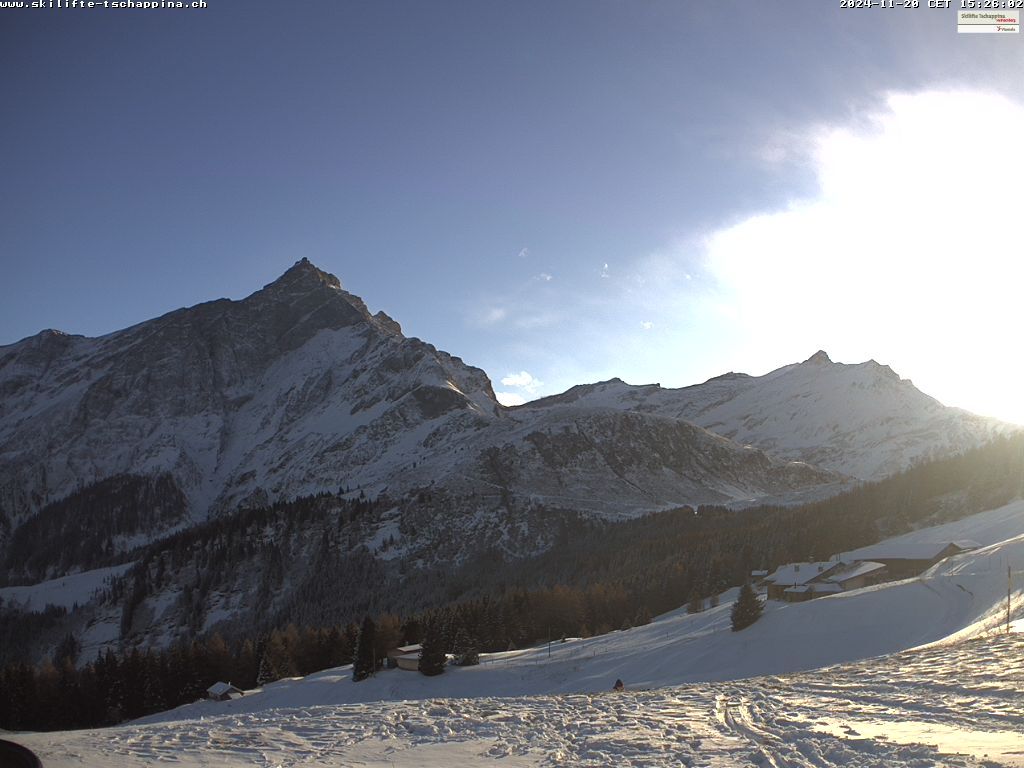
top-left (841, 540), bottom-right (980, 579)
top-left (763, 561), bottom-right (842, 601)
top-left (764, 559), bottom-right (888, 602)
top-left (386, 644), bottom-right (422, 671)
top-left (206, 682), bottom-right (244, 701)
top-left (816, 560), bottom-right (888, 591)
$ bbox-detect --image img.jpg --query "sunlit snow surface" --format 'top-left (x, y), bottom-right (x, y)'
top-left (13, 499), bottom-right (1024, 767)
top-left (16, 634), bottom-right (1024, 767)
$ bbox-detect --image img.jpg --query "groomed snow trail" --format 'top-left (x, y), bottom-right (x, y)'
top-left (17, 633), bottom-right (1023, 767)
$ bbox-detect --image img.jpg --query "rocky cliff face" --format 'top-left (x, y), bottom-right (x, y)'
top-left (3, 259), bottom-right (1015, 658)
top-left (1, 261), bottom-right (1004, 555)
top-left (0, 260), bottom-right (837, 541)
top-left (522, 350), bottom-right (1008, 481)
top-left (0, 259), bottom-right (500, 526)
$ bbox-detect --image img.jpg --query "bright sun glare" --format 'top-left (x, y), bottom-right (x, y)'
top-left (703, 90), bottom-right (1024, 424)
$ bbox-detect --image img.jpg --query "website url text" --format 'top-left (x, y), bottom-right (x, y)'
top-left (1, 1), bottom-right (208, 8)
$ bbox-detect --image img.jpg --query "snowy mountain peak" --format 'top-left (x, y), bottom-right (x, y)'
top-left (247, 259), bottom-right (408, 339)
top-left (0, 261), bottom-right (1012, 564)
top-left (264, 257), bottom-right (343, 292)
top-left (702, 371), bottom-right (752, 384)
top-left (372, 310), bottom-right (403, 336)
top-left (520, 353), bottom-right (1009, 481)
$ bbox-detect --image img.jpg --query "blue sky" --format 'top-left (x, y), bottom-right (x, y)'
top-left (2, 1), bottom-right (1023, 421)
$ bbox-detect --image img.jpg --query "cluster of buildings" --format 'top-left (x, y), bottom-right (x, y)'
top-left (754, 539), bottom-right (980, 603)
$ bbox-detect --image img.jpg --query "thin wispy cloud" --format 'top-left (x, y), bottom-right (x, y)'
top-left (513, 312), bottom-right (560, 330)
top-left (501, 370), bottom-right (543, 393)
top-left (478, 307), bottom-right (508, 326)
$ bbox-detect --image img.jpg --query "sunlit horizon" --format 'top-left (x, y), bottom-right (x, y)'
top-left (494, 89), bottom-right (1024, 428)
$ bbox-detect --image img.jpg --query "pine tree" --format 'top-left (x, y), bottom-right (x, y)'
top-left (340, 622), bottom-right (359, 666)
top-left (236, 639), bottom-right (259, 689)
top-left (730, 582), bottom-right (763, 632)
top-left (687, 591), bottom-right (703, 614)
top-left (54, 632), bottom-right (80, 666)
top-left (451, 626), bottom-right (479, 667)
top-left (418, 620), bottom-right (446, 676)
top-left (256, 630), bottom-right (296, 685)
top-left (352, 616), bottom-right (376, 682)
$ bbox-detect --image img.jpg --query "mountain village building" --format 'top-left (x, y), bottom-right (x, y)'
top-left (766, 560), bottom-right (887, 602)
top-left (760, 540), bottom-right (978, 603)
top-left (206, 682), bottom-right (244, 701)
top-left (823, 560), bottom-right (888, 591)
top-left (386, 644), bottom-right (423, 671)
top-left (763, 561), bottom-right (842, 601)
top-left (840, 540), bottom-right (980, 579)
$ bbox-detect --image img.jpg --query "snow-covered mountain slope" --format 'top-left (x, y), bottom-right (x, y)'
top-left (0, 259), bottom-right (837, 539)
top-left (439, 405), bottom-right (836, 518)
top-left (525, 350), bottom-right (1011, 480)
top-left (0, 259), bottom-right (499, 523)
top-left (131, 497), bottom-right (1024, 712)
top-left (19, 499), bottom-right (1024, 768)
top-left (0, 562), bottom-right (131, 611)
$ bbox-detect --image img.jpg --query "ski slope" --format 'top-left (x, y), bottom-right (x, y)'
top-left (12, 499), bottom-right (1024, 767)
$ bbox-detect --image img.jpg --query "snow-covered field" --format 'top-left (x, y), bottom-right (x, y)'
top-left (0, 563), bottom-right (131, 610)
top-left (11, 500), bottom-right (1024, 766)
top-left (15, 633), bottom-right (1024, 767)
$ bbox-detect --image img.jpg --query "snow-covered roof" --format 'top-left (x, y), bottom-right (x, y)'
top-left (207, 682), bottom-right (241, 697)
top-left (766, 562), bottom-right (839, 586)
top-left (844, 540), bottom-right (978, 562)
top-left (388, 644), bottom-right (422, 658)
top-left (751, 570), bottom-right (769, 577)
top-left (951, 539), bottom-right (982, 551)
top-left (823, 561), bottom-right (886, 584)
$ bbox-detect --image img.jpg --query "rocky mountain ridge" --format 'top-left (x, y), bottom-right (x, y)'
top-left (0, 259), bottom-right (1010, 565)
top-left (0, 260), bottom-right (847, 539)
top-left (522, 349), bottom-right (1005, 481)
top-left (0, 259), bottom-right (499, 526)
top-left (0, 258), bottom-right (1016, 659)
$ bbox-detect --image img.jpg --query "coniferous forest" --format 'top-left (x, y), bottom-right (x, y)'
top-left (1, 433), bottom-right (1022, 731)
